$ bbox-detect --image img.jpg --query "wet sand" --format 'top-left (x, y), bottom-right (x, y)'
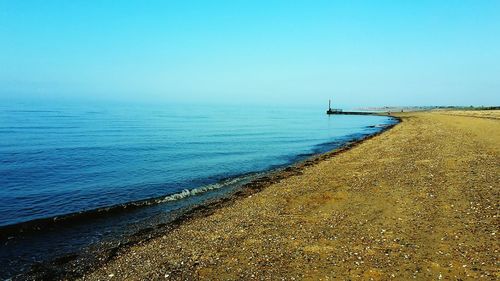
top-left (81, 111), bottom-right (499, 280)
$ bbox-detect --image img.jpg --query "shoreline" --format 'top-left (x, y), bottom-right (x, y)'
top-left (79, 110), bottom-right (498, 280)
top-left (10, 116), bottom-right (401, 280)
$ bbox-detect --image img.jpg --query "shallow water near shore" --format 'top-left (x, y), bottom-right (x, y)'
top-left (0, 101), bottom-right (396, 278)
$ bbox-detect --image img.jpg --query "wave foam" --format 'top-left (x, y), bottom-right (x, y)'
top-left (158, 177), bottom-right (245, 203)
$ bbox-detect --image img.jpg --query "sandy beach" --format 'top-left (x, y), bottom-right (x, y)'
top-left (77, 110), bottom-right (499, 280)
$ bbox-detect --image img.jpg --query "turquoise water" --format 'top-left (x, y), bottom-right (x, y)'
top-left (0, 101), bottom-right (396, 278)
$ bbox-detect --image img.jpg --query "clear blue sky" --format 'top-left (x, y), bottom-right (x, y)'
top-left (1, 0), bottom-right (499, 107)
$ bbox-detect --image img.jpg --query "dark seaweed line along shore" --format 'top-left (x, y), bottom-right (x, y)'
top-left (12, 117), bottom-right (401, 281)
top-left (0, 175), bottom-right (253, 239)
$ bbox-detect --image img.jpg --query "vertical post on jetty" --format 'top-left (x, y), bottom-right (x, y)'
top-left (327, 99), bottom-right (334, 115)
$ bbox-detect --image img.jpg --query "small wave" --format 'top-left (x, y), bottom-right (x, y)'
top-left (366, 123), bottom-right (391, 128)
top-left (158, 177), bottom-right (245, 203)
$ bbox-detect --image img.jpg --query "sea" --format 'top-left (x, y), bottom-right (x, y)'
top-left (0, 101), bottom-right (397, 278)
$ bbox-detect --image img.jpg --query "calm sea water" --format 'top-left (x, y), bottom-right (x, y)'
top-left (0, 102), bottom-right (394, 227)
top-left (0, 101), bottom-right (396, 277)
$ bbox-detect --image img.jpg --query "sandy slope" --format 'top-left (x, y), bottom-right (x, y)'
top-left (82, 111), bottom-right (499, 280)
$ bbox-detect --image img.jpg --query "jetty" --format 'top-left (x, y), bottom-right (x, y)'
top-left (326, 100), bottom-right (389, 116)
